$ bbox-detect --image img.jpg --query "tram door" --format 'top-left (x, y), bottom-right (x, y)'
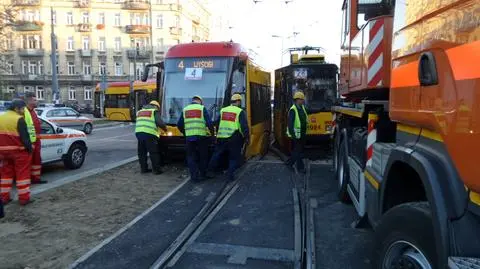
top-left (135, 89), bottom-right (149, 114)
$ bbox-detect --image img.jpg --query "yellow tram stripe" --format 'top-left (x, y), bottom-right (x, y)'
top-left (364, 170), bottom-right (379, 190)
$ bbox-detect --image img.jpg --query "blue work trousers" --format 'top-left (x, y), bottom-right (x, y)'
top-left (186, 137), bottom-right (209, 181)
top-left (208, 136), bottom-right (243, 181)
top-left (286, 138), bottom-right (305, 171)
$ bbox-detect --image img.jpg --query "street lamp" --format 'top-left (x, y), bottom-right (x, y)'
top-left (271, 32), bottom-right (299, 67)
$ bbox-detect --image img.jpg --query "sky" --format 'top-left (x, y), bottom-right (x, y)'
top-left (207, 0), bottom-right (343, 71)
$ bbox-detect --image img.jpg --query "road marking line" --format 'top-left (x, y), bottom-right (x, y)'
top-left (88, 134), bottom-right (134, 143)
top-left (186, 243), bottom-right (295, 264)
top-left (69, 176), bottom-right (189, 269)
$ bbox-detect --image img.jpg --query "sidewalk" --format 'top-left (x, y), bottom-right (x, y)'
top-left (0, 162), bottom-right (188, 269)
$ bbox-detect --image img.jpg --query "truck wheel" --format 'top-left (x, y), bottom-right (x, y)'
top-left (375, 202), bottom-right (437, 269)
top-left (337, 136), bottom-right (351, 203)
top-left (64, 143), bottom-right (86, 169)
top-left (83, 123), bottom-right (93, 134)
top-left (333, 129), bottom-right (340, 177)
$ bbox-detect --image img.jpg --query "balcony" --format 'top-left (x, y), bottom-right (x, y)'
top-left (122, 1), bottom-right (149, 10)
top-left (13, 0), bottom-right (40, 6)
top-left (125, 25), bottom-right (150, 34)
top-left (15, 21), bottom-right (43, 31)
top-left (82, 75), bottom-right (93, 81)
top-left (191, 15), bottom-right (200, 25)
top-left (169, 27), bottom-right (182, 36)
top-left (157, 3), bottom-right (182, 11)
top-left (80, 49), bottom-right (92, 57)
top-left (18, 48), bottom-right (44, 56)
top-left (127, 49), bottom-right (151, 59)
top-left (192, 35), bottom-right (200, 42)
top-left (74, 0), bottom-right (90, 8)
top-left (76, 23), bottom-right (92, 32)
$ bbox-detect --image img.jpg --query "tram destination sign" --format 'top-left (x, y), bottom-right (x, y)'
top-left (166, 58), bottom-right (228, 72)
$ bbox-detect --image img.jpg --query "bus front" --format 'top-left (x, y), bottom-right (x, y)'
top-left (160, 43), bottom-right (242, 150)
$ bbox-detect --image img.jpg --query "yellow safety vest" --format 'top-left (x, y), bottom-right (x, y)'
top-left (0, 110), bottom-right (25, 151)
top-left (183, 104), bottom-right (207, 137)
top-left (286, 104), bottom-right (307, 139)
top-left (24, 108), bottom-right (37, 143)
top-left (135, 108), bottom-right (159, 137)
top-left (217, 105), bottom-right (242, 139)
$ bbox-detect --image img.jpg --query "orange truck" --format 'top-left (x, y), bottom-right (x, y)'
top-left (333, 0), bottom-right (480, 268)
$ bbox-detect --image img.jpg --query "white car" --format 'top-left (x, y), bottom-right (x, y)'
top-left (35, 107), bottom-right (94, 134)
top-left (39, 117), bottom-right (88, 169)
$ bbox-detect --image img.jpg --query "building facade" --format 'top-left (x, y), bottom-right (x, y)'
top-left (0, 0), bottom-right (211, 106)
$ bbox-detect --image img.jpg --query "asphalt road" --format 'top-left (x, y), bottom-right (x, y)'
top-left (41, 124), bottom-right (137, 185)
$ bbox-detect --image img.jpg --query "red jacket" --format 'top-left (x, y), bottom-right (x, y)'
top-left (28, 107), bottom-right (41, 135)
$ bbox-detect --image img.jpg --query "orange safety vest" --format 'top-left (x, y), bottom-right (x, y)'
top-left (0, 110), bottom-right (25, 152)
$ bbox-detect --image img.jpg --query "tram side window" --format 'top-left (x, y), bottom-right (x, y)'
top-left (250, 82), bottom-right (270, 126)
top-left (105, 94), bottom-right (130, 108)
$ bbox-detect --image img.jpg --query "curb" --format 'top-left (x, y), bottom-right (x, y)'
top-left (11, 156), bottom-right (139, 201)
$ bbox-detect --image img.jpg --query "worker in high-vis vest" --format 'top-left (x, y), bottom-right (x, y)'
top-left (207, 93), bottom-right (249, 182)
top-left (285, 91), bottom-right (307, 173)
top-left (177, 95), bottom-right (214, 182)
top-left (24, 92), bottom-right (46, 184)
top-left (135, 100), bottom-right (167, 174)
top-left (0, 99), bottom-right (33, 206)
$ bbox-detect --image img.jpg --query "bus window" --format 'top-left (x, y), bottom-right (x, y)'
top-left (105, 94), bottom-right (130, 108)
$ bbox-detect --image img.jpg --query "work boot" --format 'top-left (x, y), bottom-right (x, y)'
top-left (141, 169), bottom-right (152, 174)
top-left (19, 199), bottom-right (34, 206)
top-left (32, 179), bottom-right (48, 184)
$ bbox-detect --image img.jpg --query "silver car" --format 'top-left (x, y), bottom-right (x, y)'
top-left (35, 107), bottom-right (94, 134)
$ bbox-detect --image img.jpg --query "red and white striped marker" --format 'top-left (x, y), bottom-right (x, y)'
top-left (366, 18), bottom-right (385, 87)
top-left (366, 114), bottom-right (378, 167)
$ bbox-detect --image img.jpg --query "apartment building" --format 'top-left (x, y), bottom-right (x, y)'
top-left (0, 0), bottom-right (211, 106)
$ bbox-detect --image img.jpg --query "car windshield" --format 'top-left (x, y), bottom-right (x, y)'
top-left (35, 109), bottom-right (44, 116)
top-left (161, 57), bottom-right (232, 124)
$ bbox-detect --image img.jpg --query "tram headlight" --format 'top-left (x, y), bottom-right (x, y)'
top-left (167, 131), bottom-right (173, 136)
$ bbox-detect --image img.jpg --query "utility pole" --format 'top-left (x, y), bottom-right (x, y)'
top-left (50, 7), bottom-right (59, 104)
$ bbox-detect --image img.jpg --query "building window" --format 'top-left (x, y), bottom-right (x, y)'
top-left (22, 10), bottom-right (39, 21)
top-left (83, 62), bottom-right (91, 75)
top-left (156, 38), bottom-right (164, 50)
top-left (98, 12), bottom-right (105, 25)
top-left (52, 10), bottom-right (56, 25)
top-left (28, 60), bottom-right (37, 75)
top-left (82, 36), bottom-right (90, 50)
top-left (98, 37), bottom-right (106, 51)
top-left (84, 87), bottom-right (92, 100)
top-left (36, 86), bottom-right (44, 100)
top-left (24, 86), bottom-right (34, 93)
top-left (82, 12), bottom-right (89, 24)
top-left (114, 62), bottom-right (122, 76)
top-left (38, 61), bottom-right (44, 75)
top-left (6, 61), bottom-right (13, 74)
top-left (114, 13), bottom-right (121, 26)
top-left (21, 61), bottom-right (27, 74)
top-left (67, 36), bottom-right (74, 51)
top-left (114, 37), bottom-right (121, 51)
top-left (99, 62), bottom-right (106, 75)
top-left (68, 87), bottom-right (76, 100)
top-left (156, 15), bottom-right (163, 28)
top-left (66, 12), bottom-right (74, 25)
top-left (22, 35), bottom-right (42, 49)
top-left (68, 62), bottom-right (75, 75)
top-left (156, 0), bottom-right (162, 3)
top-left (114, 0), bottom-right (122, 3)
top-left (5, 36), bottom-right (13, 50)
top-left (7, 86), bottom-right (15, 93)
top-left (175, 15), bottom-right (180, 28)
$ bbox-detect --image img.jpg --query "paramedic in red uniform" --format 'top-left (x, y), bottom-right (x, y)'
top-left (0, 99), bottom-right (33, 205)
top-left (24, 92), bottom-right (47, 184)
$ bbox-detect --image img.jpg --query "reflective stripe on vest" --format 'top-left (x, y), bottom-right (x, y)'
top-left (286, 104), bottom-right (307, 139)
top-left (24, 109), bottom-right (37, 143)
top-left (0, 110), bottom-right (25, 151)
top-left (217, 105), bottom-right (242, 139)
top-left (183, 104), bottom-right (207, 137)
top-left (135, 108), bottom-right (159, 137)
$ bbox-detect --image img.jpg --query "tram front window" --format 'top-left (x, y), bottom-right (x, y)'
top-left (161, 57), bottom-right (231, 125)
top-left (304, 78), bottom-right (336, 112)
